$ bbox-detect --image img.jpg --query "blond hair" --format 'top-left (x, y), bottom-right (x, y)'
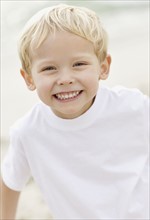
top-left (18, 4), bottom-right (108, 74)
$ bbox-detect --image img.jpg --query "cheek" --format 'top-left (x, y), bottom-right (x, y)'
top-left (82, 70), bottom-right (100, 84)
top-left (35, 79), bottom-right (53, 102)
top-left (84, 66), bottom-right (100, 78)
top-left (84, 71), bottom-right (100, 92)
top-left (34, 77), bottom-right (53, 91)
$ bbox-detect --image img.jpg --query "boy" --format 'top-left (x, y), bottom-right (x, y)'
top-left (1, 4), bottom-right (149, 219)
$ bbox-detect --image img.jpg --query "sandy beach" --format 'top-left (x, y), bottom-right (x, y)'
top-left (1, 1), bottom-right (149, 219)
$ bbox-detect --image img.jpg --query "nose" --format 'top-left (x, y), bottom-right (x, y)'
top-left (57, 69), bottom-right (75, 86)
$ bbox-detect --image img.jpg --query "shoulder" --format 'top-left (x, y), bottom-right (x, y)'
top-left (100, 85), bottom-right (149, 116)
top-left (103, 85), bottom-right (148, 105)
top-left (10, 102), bottom-right (46, 135)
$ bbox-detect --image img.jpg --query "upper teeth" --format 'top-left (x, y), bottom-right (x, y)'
top-left (55, 91), bottom-right (80, 100)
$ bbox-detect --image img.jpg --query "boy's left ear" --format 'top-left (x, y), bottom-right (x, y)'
top-left (99, 55), bottom-right (111, 80)
top-left (20, 69), bottom-right (36, 91)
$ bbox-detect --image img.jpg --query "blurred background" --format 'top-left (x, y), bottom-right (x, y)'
top-left (1, 1), bottom-right (149, 219)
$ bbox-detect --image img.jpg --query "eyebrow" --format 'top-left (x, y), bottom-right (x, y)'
top-left (39, 54), bottom-right (93, 62)
top-left (72, 54), bottom-right (94, 59)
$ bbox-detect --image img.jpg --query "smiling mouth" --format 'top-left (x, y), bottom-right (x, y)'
top-left (54, 90), bottom-right (83, 101)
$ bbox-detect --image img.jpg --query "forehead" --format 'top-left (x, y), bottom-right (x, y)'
top-left (31, 31), bottom-right (96, 60)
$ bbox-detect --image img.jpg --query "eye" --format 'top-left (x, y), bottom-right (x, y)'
top-left (42, 66), bottom-right (56, 71)
top-left (73, 62), bottom-right (87, 67)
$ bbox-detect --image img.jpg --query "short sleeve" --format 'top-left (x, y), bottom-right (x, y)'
top-left (1, 127), bottom-right (31, 191)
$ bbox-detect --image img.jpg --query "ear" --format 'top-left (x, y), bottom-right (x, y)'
top-left (99, 55), bottom-right (111, 80)
top-left (20, 69), bottom-right (36, 91)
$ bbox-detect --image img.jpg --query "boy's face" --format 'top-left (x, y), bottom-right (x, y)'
top-left (21, 31), bottom-right (111, 119)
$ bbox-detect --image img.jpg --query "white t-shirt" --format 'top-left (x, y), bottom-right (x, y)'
top-left (1, 86), bottom-right (149, 219)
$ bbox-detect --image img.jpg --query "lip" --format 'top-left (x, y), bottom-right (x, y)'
top-left (53, 90), bottom-right (83, 102)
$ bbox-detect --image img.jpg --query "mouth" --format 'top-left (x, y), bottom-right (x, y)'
top-left (53, 90), bottom-right (83, 101)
